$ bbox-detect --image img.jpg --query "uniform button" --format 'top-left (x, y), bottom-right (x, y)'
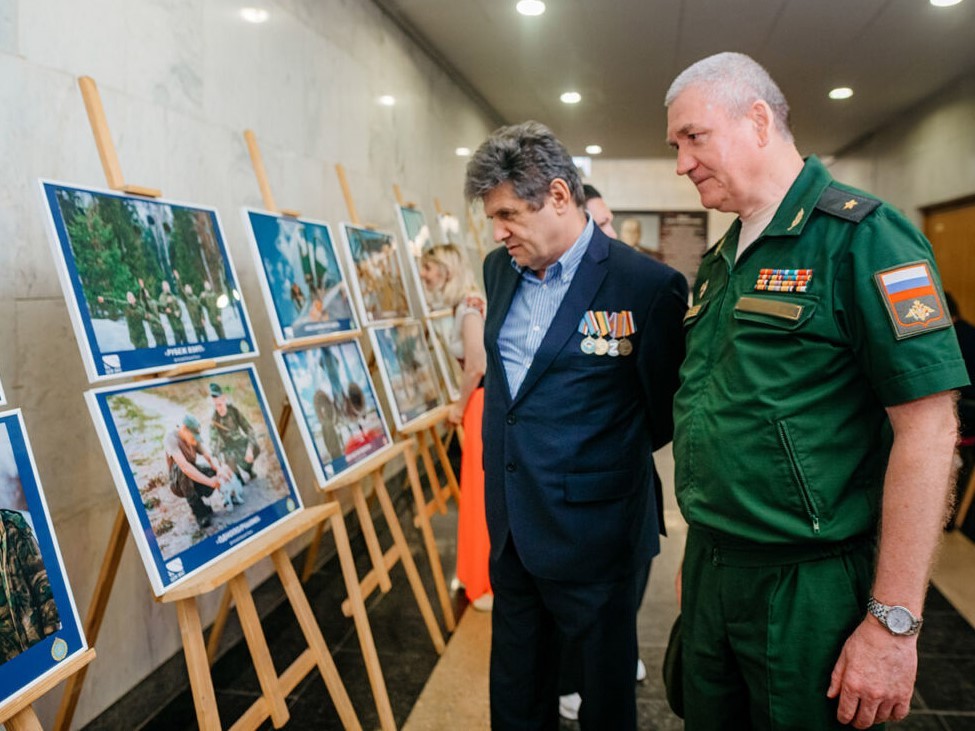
top-left (506, 462), bottom-right (516, 473)
top-left (506, 414), bottom-right (516, 425)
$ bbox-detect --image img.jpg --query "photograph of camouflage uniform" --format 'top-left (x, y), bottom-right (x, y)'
top-left (0, 509), bottom-right (61, 664)
top-left (208, 383), bottom-right (260, 483)
top-left (164, 414), bottom-right (221, 530)
top-left (158, 280), bottom-right (188, 344)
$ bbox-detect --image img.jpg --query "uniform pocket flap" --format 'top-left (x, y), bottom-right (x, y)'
top-left (564, 469), bottom-right (636, 503)
top-left (683, 298), bottom-right (709, 326)
top-left (733, 296), bottom-right (816, 329)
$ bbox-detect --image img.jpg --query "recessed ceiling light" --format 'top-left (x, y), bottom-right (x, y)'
top-left (378, 95), bottom-right (396, 107)
top-left (240, 7), bottom-right (269, 23)
top-left (585, 145), bottom-right (603, 155)
top-left (455, 147), bottom-right (471, 157)
top-left (829, 87), bottom-right (854, 100)
top-left (560, 91), bottom-right (582, 104)
top-left (516, 0), bottom-right (546, 16)
top-left (930, 0), bottom-right (962, 7)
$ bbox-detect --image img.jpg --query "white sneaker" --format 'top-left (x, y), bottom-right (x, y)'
top-left (472, 593), bottom-right (494, 612)
top-left (636, 658), bottom-right (647, 682)
top-left (559, 692), bottom-right (581, 721)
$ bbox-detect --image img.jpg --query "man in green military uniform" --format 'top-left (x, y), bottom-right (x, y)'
top-left (0, 509), bottom-right (61, 663)
top-left (137, 278), bottom-right (168, 347)
top-left (664, 52), bottom-right (969, 729)
top-left (208, 383), bottom-right (259, 484)
top-left (97, 291), bottom-right (150, 349)
top-left (164, 413), bottom-right (223, 529)
top-left (199, 280), bottom-right (226, 340)
top-left (183, 283), bottom-right (206, 342)
top-left (158, 280), bottom-right (188, 345)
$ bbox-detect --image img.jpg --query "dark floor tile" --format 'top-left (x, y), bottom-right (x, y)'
top-left (943, 715), bottom-right (975, 731)
top-left (919, 608), bottom-right (975, 656)
top-left (897, 713), bottom-right (951, 731)
top-left (915, 657), bottom-right (975, 712)
top-left (139, 688), bottom-right (264, 731)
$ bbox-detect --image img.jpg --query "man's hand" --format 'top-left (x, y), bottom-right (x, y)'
top-left (827, 618), bottom-right (916, 728)
top-left (245, 444), bottom-right (254, 463)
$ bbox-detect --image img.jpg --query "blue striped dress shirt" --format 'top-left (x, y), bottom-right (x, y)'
top-left (498, 216), bottom-right (595, 397)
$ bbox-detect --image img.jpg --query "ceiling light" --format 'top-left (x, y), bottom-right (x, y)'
top-left (829, 87), bottom-right (854, 100)
top-left (516, 0), bottom-right (546, 16)
top-left (455, 147), bottom-right (471, 157)
top-left (240, 7), bottom-right (269, 23)
top-left (585, 144), bottom-right (602, 155)
top-left (378, 95), bottom-right (396, 106)
top-left (930, 0), bottom-right (962, 7)
top-left (560, 91), bottom-right (582, 104)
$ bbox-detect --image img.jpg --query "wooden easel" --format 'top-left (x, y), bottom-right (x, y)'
top-left (54, 78), bottom-right (362, 731)
top-left (1, 648), bottom-right (95, 731)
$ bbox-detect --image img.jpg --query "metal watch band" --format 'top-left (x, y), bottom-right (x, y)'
top-left (866, 596), bottom-right (923, 636)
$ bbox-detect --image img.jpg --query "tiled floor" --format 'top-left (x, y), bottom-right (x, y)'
top-left (84, 445), bottom-right (975, 730)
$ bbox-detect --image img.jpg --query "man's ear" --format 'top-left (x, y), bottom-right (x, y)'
top-left (750, 100), bottom-right (773, 147)
top-left (548, 178), bottom-right (573, 213)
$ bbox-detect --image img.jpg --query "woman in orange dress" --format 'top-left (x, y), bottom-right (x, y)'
top-left (420, 244), bottom-right (492, 610)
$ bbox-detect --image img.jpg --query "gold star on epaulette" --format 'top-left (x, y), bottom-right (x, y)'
top-left (843, 199), bottom-right (859, 210)
top-left (788, 208), bottom-right (804, 231)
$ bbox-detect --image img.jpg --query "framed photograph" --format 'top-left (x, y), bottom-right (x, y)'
top-left (339, 223), bottom-right (412, 325)
top-left (436, 212), bottom-right (462, 246)
top-left (243, 209), bottom-right (359, 346)
top-left (0, 409), bottom-right (86, 717)
top-left (368, 322), bottom-right (445, 430)
top-left (394, 204), bottom-right (450, 317)
top-left (86, 365), bottom-right (302, 595)
top-left (425, 314), bottom-right (462, 402)
top-left (39, 180), bottom-right (257, 382)
top-left (275, 340), bottom-right (392, 487)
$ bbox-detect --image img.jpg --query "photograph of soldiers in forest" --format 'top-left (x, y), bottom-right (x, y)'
top-left (40, 181), bottom-right (255, 380)
top-left (87, 367), bottom-right (301, 594)
top-left (244, 210), bottom-right (358, 344)
top-left (340, 224), bottom-right (412, 324)
top-left (276, 341), bottom-right (391, 486)
top-left (369, 322), bottom-right (444, 430)
top-left (0, 411), bottom-right (85, 711)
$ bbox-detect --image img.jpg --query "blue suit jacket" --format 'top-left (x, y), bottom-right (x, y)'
top-left (482, 227), bottom-right (688, 583)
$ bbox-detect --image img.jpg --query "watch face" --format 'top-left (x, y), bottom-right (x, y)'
top-left (887, 606), bottom-right (914, 634)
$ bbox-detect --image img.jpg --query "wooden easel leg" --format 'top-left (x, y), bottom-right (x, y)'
top-left (417, 431), bottom-right (448, 514)
top-left (430, 425), bottom-right (461, 507)
top-left (300, 521), bottom-right (327, 583)
top-left (228, 574), bottom-right (290, 727)
top-left (5, 706), bottom-right (43, 731)
top-left (271, 548), bottom-right (364, 731)
top-left (176, 598), bottom-right (223, 731)
top-left (955, 465), bottom-right (975, 529)
top-left (329, 511), bottom-right (397, 731)
top-left (54, 506), bottom-right (130, 731)
top-left (354, 481), bottom-right (393, 593)
top-left (372, 469), bottom-right (447, 652)
top-left (206, 586), bottom-right (234, 664)
top-left (403, 447), bottom-right (457, 633)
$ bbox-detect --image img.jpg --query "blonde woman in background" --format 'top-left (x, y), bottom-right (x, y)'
top-left (419, 244), bottom-right (493, 611)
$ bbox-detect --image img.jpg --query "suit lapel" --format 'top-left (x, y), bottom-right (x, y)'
top-left (485, 256), bottom-right (521, 407)
top-left (511, 231), bottom-right (610, 406)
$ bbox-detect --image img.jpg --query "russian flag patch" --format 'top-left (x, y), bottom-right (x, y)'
top-left (874, 261), bottom-right (950, 339)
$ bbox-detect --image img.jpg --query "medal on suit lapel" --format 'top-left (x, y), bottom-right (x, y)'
top-left (618, 311), bottom-right (635, 356)
top-left (593, 311), bottom-right (611, 355)
top-left (578, 311), bottom-right (598, 354)
top-left (606, 312), bottom-right (620, 357)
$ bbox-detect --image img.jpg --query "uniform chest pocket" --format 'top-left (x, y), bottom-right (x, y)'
top-left (733, 295), bottom-right (817, 330)
top-left (683, 298), bottom-right (709, 328)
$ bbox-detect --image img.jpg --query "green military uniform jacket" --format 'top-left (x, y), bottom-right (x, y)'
top-left (210, 403), bottom-right (259, 462)
top-left (674, 156), bottom-right (969, 544)
top-left (0, 509), bottom-right (60, 662)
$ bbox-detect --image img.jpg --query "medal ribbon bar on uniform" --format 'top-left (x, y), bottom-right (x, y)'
top-left (754, 268), bottom-right (813, 293)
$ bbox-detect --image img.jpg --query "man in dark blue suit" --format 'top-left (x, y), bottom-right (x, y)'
top-left (465, 121), bottom-right (688, 729)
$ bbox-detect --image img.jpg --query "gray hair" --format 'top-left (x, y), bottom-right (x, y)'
top-left (665, 52), bottom-right (793, 142)
top-left (464, 121), bottom-right (585, 209)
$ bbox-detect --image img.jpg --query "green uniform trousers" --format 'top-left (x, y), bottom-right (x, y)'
top-left (681, 526), bottom-right (882, 730)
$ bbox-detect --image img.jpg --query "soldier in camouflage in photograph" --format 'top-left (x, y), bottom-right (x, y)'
top-left (0, 509), bottom-right (61, 664)
top-left (208, 383), bottom-right (260, 482)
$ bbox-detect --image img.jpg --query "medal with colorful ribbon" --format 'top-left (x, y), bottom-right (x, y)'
top-left (617, 311), bottom-right (635, 356)
top-left (578, 311), bottom-right (599, 354)
top-left (593, 311), bottom-right (611, 355)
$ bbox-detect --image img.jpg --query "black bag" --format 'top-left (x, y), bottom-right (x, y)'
top-left (662, 613), bottom-right (684, 718)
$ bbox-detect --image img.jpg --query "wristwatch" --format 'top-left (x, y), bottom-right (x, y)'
top-left (866, 596), bottom-right (923, 636)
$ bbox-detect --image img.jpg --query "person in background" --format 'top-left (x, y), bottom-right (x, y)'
top-left (666, 51), bottom-right (968, 729)
top-left (465, 120), bottom-right (687, 729)
top-left (419, 243), bottom-right (492, 611)
top-left (582, 184), bottom-right (616, 238)
top-left (946, 291), bottom-right (975, 512)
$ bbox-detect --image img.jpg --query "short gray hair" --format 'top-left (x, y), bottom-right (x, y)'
top-left (665, 52), bottom-right (793, 142)
top-left (464, 121), bottom-right (585, 210)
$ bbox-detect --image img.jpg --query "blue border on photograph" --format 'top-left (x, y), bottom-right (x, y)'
top-left (91, 366), bottom-right (300, 591)
top-left (0, 411), bottom-right (85, 703)
top-left (246, 211), bottom-right (357, 340)
top-left (41, 181), bottom-right (256, 378)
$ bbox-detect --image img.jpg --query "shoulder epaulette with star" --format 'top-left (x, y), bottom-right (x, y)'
top-left (815, 184), bottom-right (881, 223)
